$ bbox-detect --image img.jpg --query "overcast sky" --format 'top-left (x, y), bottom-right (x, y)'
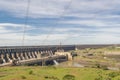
top-left (0, 0), bottom-right (120, 46)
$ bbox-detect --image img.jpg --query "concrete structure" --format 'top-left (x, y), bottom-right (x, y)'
top-left (0, 44), bottom-right (114, 66)
top-left (0, 47), bottom-right (71, 66)
top-left (55, 52), bottom-right (73, 61)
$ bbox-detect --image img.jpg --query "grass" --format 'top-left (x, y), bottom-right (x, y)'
top-left (70, 46), bottom-right (120, 68)
top-left (1, 46), bottom-right (120, 80)
top-left (0, 66), bottom-right (120, 80)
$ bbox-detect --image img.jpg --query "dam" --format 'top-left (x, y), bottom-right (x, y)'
top-left (0, 45), bottom-right (74, 66)
top-left (0, 44), bottom-right (113, 66)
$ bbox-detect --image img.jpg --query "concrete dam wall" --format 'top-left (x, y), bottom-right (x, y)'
top-left (0, 44), bottom-right (115, 66)
top-left (0, 46), bottom-right (72, 66)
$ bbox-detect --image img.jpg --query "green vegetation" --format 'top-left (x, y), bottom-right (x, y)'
top-left (29, 70), bottom-right (33, 75)
top-left (63, 74), bottom-right (75, 80)
top-left (21, 75), bottom-right (27, 79)
top-left (0, 66), bottom-right (120, 80)
top-left (70, 46), bottom-right (120, 68)
top-left (72, 46), bottom-right (120, 55)
top-left (1, 46), bottom-right (120, 80)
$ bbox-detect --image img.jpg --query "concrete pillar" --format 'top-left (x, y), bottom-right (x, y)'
top-left (40, 51), bottom-right (43, 57)
top-left (36, 51), bottom-right (41, 59)
top-left (11, 53), bottom-right (16, 60)
top-left (41, 51), bottom-right (43, 54)
top-left (16, 53), bottom-right (21, 61)
top-left (28, 52), bottom-right (32, 59)
top-left (66, 54), bottom-right (73, 61)
top-left (6, 53), bottom-right (12, 62)
top-left (48, 51), bottom-right (52, 56)
top-left (50, 50), bottom-right (54, 55)
top-left (34, 51), bottom-right (36, 56)
top-left (34, 51), bottom-right (38, 58)
top-left (31, 52), bottom-right (35, 58)
top-left (45, 50), bottom-right (48, 56)
top-left (20, 53), bottom-right (25, 60)
top-left (1, 54), bottom-right (6, 63)
top-left (24, 52), bottom-right (29, 60)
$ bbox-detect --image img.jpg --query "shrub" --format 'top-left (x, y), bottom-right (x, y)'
top-left (63, 74), bottom-right (75, 80)
top-left (105, 77), bottom-right (112, 80)
top-left (95, 64), bottom-right (101, 68)
top-left (29, 70), bottom-right (33, 75)
top-left (44, 76), bottom-right (49, 79)
top-left (100, 65), bottom-right (109, 70)
top-left (94, 75), bottom-right (103, 80)
top-left (94, 64), bottom-right (108, 70)
top-left (108, 72), bottom-right (120, 78)
top-left (21, 75), bottom-right (26, 79)
top-left (95, 75), bottom-right (112, 80)
top-left (44, 76), bottom-right (59, 80)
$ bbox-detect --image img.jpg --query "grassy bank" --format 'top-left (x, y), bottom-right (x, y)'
top-left (0, 66), bottom-right (120, 80)
top-left (70, 46), bottom-right (120, 68)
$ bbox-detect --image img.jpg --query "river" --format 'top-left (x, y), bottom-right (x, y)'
top-left (55, 60), bottom-right (84, 67)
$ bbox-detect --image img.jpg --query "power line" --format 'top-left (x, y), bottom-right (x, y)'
top-left (22, 0), bottom-right (31, 46)
top-left (1, 0), bottom-right (73, 46)
top-left (41, 0), bottom-right (73, 45)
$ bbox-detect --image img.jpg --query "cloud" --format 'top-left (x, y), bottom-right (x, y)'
top-left (0, 0), bottom-right (119, 18)
top-left (0, 23), bottom-right (81, 46)
top-left (0, 0), bottom-right (120, 45)
top-left (61, 19), bottom-right (120, 27)
top-left (0, 23), bottom-right (25, 28)
top-left (0, 22), bottom-right (120, 46)
top-left (1, 0), bottom-right (120, 25)
top-left (0, 0), bottom-right (72, 18)
top-left (0, 23), bottom-right (32, 34)
top-left (67, 0), bottom-right (120, 13)
top-left (31, 27), bottom-right (83, 32)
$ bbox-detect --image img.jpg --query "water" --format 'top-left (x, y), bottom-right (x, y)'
top-left (2, 59), bottom-right (6, 63)
top-left (58, 61), bottom-right (84, 67)
top-left (108, 67), bottom-right (119, 71)
top-left (73, 62), bottom-right (84, 67)
top-left (53, 60), bottom-right (59, 65)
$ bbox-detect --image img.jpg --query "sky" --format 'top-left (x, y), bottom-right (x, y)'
top-left (0, 0), bottom-right (120, 46)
